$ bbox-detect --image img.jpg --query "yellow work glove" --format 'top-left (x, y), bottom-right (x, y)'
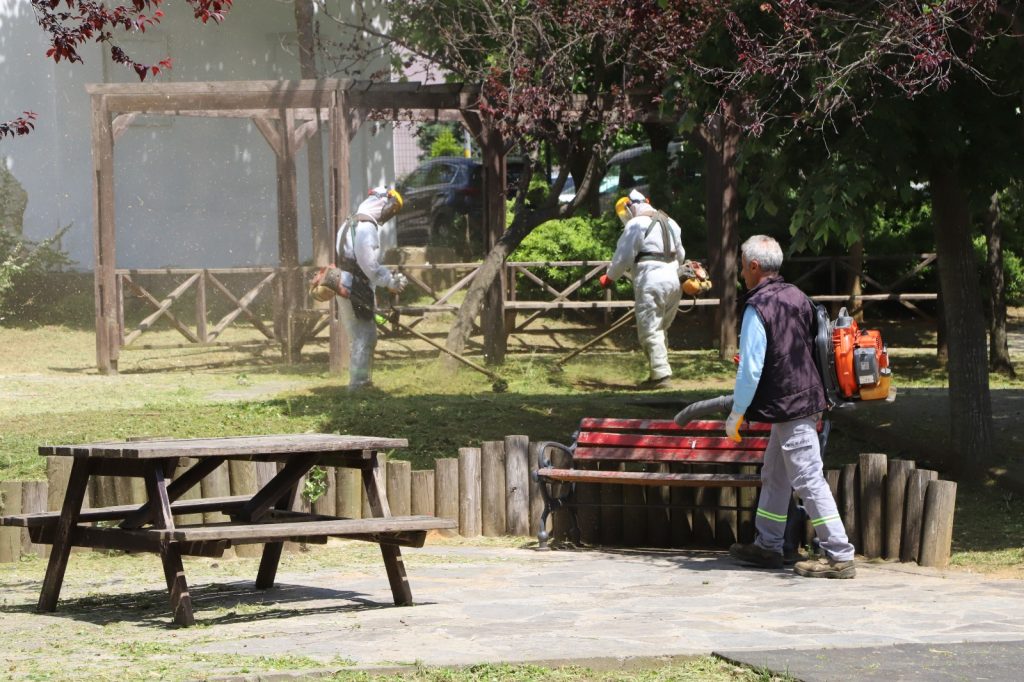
top-left (725, 411), bottom-right (745, 442)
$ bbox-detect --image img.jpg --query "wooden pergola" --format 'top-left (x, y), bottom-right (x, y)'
top-left (87, 79), bottom-right (504, 375)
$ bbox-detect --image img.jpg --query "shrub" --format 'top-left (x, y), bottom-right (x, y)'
top-left (429, 128), bottom-right (464, 158)
top-left (973, 235), bottom-right (1024, 307)
top-left (512, 214), bottom-right (625, 299)
top-left (0, 225), bottom-right (75, 323)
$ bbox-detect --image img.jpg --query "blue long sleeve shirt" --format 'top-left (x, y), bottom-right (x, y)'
top-left (732, 305), bottom-right (767, 415)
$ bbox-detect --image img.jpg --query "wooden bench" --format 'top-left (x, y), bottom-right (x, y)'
top-left (533, 417), bottom-right (793, 550)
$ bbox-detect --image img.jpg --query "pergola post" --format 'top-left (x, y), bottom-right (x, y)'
top-left (91, 94), bottom-right (118, 374)
top-left (327, 86), bottom-right (351, 375)
top-left (461, 110), bottom-right (508, 364)
top-left (274, 107), bottom-right (303, 362)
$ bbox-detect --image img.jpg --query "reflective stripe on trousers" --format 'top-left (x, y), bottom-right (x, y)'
top-left (754, 415), bottom-right (854, 562)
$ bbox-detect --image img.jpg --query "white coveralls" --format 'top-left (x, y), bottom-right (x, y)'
top-left (336, 194), bottom-right (404, 389)
top-left (606, 207), bottom-right (686, 381)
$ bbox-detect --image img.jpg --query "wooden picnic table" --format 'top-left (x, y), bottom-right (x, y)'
top-left (3, 434), bottom-right (455, 626)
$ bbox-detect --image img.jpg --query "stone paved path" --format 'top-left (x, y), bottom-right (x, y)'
top-left (3, 542), bottom-right (1023, 679)
top-left (220, 546), bottom-right (1022, 667)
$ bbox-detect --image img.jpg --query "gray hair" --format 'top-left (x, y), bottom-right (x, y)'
top-left (741, 235), bottom-right (783, 273)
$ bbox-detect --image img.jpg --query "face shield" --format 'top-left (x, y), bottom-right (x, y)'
top-left (615, 191), bottom-right (650, 225)
top-left (378, 188), bottom-right (404, 223)
top-left (615, 196), bottom-right (632, 226)
top-left (357, 187), bottom-right (405, 224)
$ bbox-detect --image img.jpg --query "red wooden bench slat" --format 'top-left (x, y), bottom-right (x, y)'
top-left (578, 417), bottom-right (773, 433)
top-left (572, 447), bottom-right (765, 464)
top-left (576, 431), bottom-right (771, 450)
top-left (536, 468), bottom-right (763, 488)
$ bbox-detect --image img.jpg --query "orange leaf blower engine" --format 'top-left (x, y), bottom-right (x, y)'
top-left (812, 305), bottom-right (894, 407)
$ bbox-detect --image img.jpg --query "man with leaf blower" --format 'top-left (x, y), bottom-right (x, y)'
top-left (727, 235), bottom-right (856, 579)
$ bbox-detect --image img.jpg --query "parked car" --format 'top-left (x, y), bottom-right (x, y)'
top-left (394, 156), bottom-right (524, 256)
top-left (556, 142), bottom-right (691, 212)
top-left (394, 157), bottom-right (478, 250)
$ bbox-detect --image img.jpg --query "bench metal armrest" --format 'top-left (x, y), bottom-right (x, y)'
top-left (532, 440), bottom-right (576, 475)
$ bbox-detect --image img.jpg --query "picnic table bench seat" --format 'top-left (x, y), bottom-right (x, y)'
top-left (2, 497), bottom-right (454, 556)
top-left (0, 494), bottom-right (253, 527)
top-left (533, 417), bottom-right (778, 550)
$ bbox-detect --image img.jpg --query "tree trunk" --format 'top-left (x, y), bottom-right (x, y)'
top-left (936, 285), bottom-right (949, 366)
top-left (480, 131), bottom-right (508, 363)
top-left (642, 122), bottom-right (672, 208)
top-left (696, 119), bottom-right (722, 290)
top-left (569, 145), bottom-right (601, 217)
top-left (701, 104), bottom-right (741, 361)
top-left (847, 236), bottom-right (864, 322)
top-left (984, 191), bottom-right (1016, 377)
top-left (445, 218), bottom-right (535, 357)
top-left (929, 165), bottom-right (994, 479)
top-left (718, 102), bottom-right (740, 359)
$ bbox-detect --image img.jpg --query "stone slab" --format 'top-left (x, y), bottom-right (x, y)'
top-left (717, 640), bottom-right (1024, 681)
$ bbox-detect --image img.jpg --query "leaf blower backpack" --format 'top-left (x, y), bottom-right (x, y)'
top-left (811, 303), bottom-right (894, 408)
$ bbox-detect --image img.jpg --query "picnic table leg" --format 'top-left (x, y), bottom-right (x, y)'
top-left (143, 461), bottom-right (195, 627)
top-left (159, 544), bottom-right (194, 627)
top-left (38, 457), bottom-right (91, 613)
top-left (255, 483), bottom-right (302, 589)
top-left (361, 453), bottom-right (413, 606)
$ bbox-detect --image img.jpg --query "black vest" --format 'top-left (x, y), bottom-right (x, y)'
top-left (743, 275), bottom-right (826, 423)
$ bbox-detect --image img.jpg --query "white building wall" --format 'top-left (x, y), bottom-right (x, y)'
top-left (0, 0), bottom-right (396, 268)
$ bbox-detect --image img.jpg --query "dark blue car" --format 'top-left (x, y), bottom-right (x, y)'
top-left (395, 157), bottom-right (482, 251)
top-left (395, 156), bottom-right (524, 257)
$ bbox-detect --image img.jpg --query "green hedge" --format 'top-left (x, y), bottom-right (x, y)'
top-left (512, 214), bottom-right (630, 299)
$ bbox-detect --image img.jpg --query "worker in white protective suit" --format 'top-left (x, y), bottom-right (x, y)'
top-left (336, 187), bottom-right (408, 390)
top-left (599, 190), bottom-right (686, 389)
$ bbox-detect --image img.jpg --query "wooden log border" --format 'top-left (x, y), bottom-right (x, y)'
top-left (0, 444), bottom-right (957, 564)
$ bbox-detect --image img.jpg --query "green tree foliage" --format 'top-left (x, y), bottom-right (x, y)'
top-left (429, 127), bottom-right (464, 158)
top-left (5, 1), bottom-right (232, 137)
top-left (416, 122), bottom-right (464, 158)
top-left (974, 236), bottom-right (1024, 307)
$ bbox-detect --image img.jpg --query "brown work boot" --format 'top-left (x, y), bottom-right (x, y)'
top-left (783, 547), bottom-right (808, 566)
top-left (638, 376), bottom-right (673, 390)
top-left (729, 542), bottom-right (783, 569)
top-left (793, 556), bottom-right (857, 579)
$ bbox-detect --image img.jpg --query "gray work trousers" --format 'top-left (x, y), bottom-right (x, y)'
top-left (338, 297), bottom-right (377, 389)
top-left (753, 415), bottom-right (855, 562)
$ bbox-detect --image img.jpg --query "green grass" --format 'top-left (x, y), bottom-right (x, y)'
top-left (0, 325), bottom-right (740, 479)
top-left (0, 318), bottom-right (1018, 680)
top-left (1, 323), bottom-right (1022, 566)
top-left (950, 481), bottom-right (1024, 575)
top-left (326, 660), bottom-right (794, 681)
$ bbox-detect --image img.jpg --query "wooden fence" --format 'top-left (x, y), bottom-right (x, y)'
top-left (1, 440), bottom-right (955, 568)
top-left (112, 253), bottom-right (939, 355)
